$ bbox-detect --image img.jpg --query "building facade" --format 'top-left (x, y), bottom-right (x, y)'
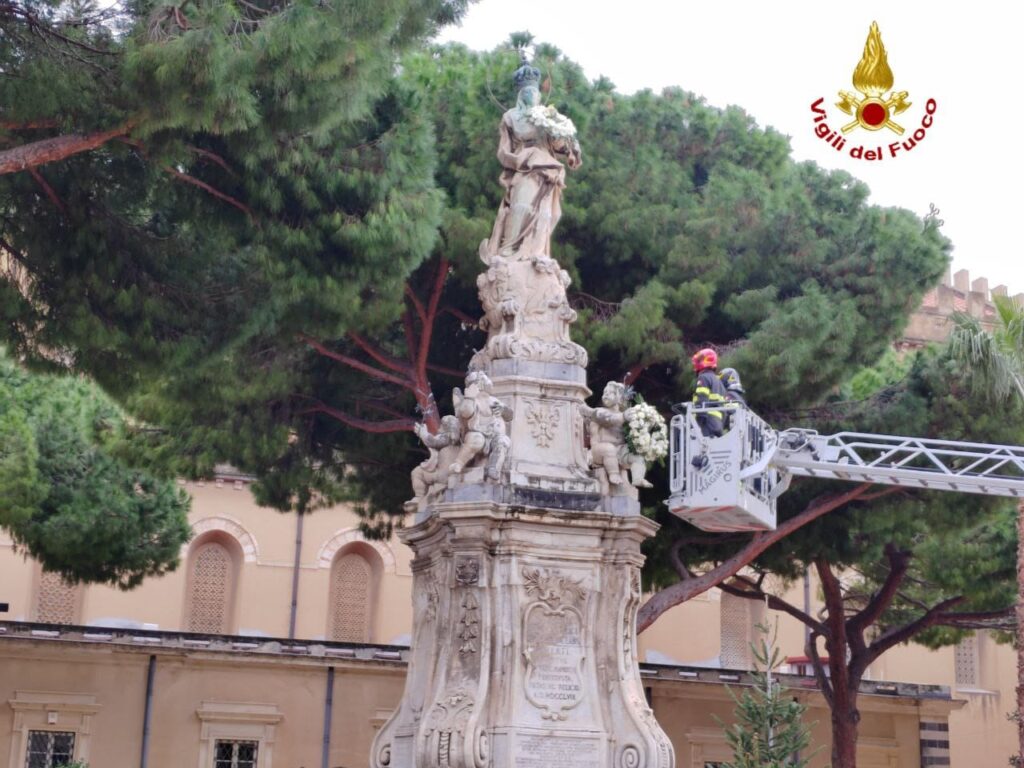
top-left (1, 477), bottom-right (1015, 767)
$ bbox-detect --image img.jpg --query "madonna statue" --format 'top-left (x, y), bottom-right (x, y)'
top-left (480, 56), bottom-right (582, 265)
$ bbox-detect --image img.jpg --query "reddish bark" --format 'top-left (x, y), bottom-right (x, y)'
top-left (636, 483), bottom-right (875, 632)
top-left (164, 166), bottom-right (253, 219)
top-left (300, 257), bottom-right (451, 434)
top-left (28, 167), bottom-right (67, 215)
top-left (0, 120), bottom-right (60, 130)
top-left (715, 544), bottom-right (977, 768)
top-left (0, 122), bottom-right (134, 174)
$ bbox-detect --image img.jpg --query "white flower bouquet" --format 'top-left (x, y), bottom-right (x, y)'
top-left (525, 104), bottom-right (578, 140)
top-left (624, 397), bottom-right (669, 464)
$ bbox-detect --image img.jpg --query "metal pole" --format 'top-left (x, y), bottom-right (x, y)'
top-left (288, 511), bottom-right (305, 639)
top-left (321, 666), bottom-right (335, 768)
top-left (140, 655), bottom-right (156, 768)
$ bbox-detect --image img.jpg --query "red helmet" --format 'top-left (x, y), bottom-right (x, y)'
top-left (691, 348), bottom-right (718, 372)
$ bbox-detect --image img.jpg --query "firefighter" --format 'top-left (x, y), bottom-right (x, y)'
top-left (718, 366), bottom-right (745, 432)
top-left (691, 348), bottom-right (727, 438)
top-left (719, 367), bottom-right (745, 406)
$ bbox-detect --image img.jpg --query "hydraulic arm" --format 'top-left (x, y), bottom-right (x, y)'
top-left (667, 403), bottom-right (1024, 532)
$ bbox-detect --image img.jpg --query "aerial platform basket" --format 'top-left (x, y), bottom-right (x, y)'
top-left (667, 403), bottom-right (782, 532)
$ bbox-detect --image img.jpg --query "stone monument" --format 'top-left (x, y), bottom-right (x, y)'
top-left (375, 56), bottom-right (675, 768)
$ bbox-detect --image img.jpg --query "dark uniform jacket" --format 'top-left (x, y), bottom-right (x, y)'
top-left (692, 368), bottom-right (728, 437)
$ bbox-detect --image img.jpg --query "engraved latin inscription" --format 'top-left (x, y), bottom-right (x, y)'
top-left (514, 735), bottom-right (600, 768)
top-left (523, 605), bottom-right (585, 719)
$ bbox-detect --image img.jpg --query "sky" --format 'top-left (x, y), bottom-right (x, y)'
top-left (436, 1), bottom-right (1024, 297)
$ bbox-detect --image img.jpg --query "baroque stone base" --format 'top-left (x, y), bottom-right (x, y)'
top-left (484, 362), bottom-right (600, 498)
top-left (371, 503), bottom-right (674, 768)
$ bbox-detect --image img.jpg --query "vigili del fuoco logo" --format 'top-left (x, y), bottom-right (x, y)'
top-left (810, 21), bottom-right (936, 161)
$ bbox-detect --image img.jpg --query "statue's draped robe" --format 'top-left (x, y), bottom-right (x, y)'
top-left (483, 111), bottom-right (578, 263)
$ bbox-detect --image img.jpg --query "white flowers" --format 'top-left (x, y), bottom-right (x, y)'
top-left (524, 104), bottom-right (578, 140)
top-left (625, 401), bottom-right (669, 464)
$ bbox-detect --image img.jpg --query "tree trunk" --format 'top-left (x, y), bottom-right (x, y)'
top-left (1017, 499), bottom-right (1024, 767)
top-left (830, 696), bottom-right (860, 768)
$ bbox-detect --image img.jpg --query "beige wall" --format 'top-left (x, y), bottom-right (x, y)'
top-left (1, 478), bottom-right (1015, 765)
top-left (1, 632), bottom-right (956, 768)
top-left (0, 482), bottom-right (415, 645)
top-left (0, 635), bottom-right (405, 768)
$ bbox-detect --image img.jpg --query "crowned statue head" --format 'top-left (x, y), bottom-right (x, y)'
top-left (513, 53), bottom-right (542, 109)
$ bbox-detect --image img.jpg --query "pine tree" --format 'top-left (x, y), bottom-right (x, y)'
top-left (721, 623), bottom-right (813, 768)
top-left (0, 351), bottom-right (191, 587)
top-left (949, 296), bottom-right (1024, 767)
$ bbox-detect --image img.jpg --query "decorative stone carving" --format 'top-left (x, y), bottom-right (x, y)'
top-left (450, 371), bottom-right (512, 480)
top-left (455, 556), bottom-right (481, 586)
top-left (525, 401), bottom-right (560, 447)
top-left (418, 688), bottom-right (489, 768)
top-left (472, 256), bottom-right (588, 370)
top-left (457, 592), bottom-right (480, 655)
top-left (583, 382), bottom-right (653, 497)
top-left (409, 415), bottom-right (463, 511)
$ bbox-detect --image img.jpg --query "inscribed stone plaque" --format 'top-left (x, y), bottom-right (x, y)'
top-left (523, 603), bottom-right (585, 720)
top-left (513, 734), bottom-right (601, 768)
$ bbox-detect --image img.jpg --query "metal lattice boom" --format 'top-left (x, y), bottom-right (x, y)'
top-left (666, 403), bottom-right (1024, 532)
top-left (775, 430), bottom-right (1024, 498)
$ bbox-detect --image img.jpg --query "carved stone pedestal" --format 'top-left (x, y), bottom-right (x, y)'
top-left (371, 503), bottom-right (674, 768)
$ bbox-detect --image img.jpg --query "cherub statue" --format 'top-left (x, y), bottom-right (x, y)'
top-left (408, 415), bottom-right (462, 510)
top-left (449, 371), bottom-right (512, 481)
top-left (583, 382), bottom-right (653, 495)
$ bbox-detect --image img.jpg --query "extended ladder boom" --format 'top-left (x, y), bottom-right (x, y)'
top-left (774, 430), bottom-right (1024, 498)
top-left (666, 403), bottom-right (1024, 532)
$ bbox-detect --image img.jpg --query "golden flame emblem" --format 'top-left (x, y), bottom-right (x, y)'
top-left (835, 22), bottom-right (911, 135)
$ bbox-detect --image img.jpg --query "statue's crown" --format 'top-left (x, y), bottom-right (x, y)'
top-left (513, 54), bottom-right (541, 90)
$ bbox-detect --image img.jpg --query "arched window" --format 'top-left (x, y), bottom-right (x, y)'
top-left (185, 536), bottom-right (240, 634)
top-left (34, 570), bottom-right (82, 625)
top-left (328, 546), bottom-right (380, 643)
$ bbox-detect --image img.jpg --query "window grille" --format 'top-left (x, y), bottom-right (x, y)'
top-left (35, 572), bottom-right (78, 625)
top-left (720, 592), bottom-right (753, 669)
top-left (188, 542), bottom-right (233, 633)
top-left (954, 634), bottom-right (979, 688)
top-left (213, 739), bottom-right (258, 768)
top-left (25, 730), bottom-right (75, 768)
top-left (329, 553), bottom-right (372, 642)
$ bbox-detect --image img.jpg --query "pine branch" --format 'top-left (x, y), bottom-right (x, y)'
top-left (299, 402), bottom-right (413, 434)
top-left (718, 576), bottom-right (826, 635)
top-left (298, 334), bottom-right (411, 390)
top-left (0, 120), bottom-right (60, 130)
top-left (865, 596), bottom-right (966, 665)
top-left (624, 362), bottom-right (647, 386)
top-left (0, 121), bottom-right (135, 174)
top-left (187, 146), bottom-right (237, 177)
top-left (427, 363), bottom-right (466, 379)
top-left (404, 282), bottom-right (427, 327)
top-left (164, 166), bottom-right (253, 219)
top-left (847, 544), bottom-right (911, 640)
top-left (441, 305), bottom-right (479, 326)
top-left (27, 167), bottom-right (66, 215)
top-left (347, 331), bottom-right (411, 376)
top-left (636, 483), bottom-right (873, 632)
top-left (806, 630), bottom-right (834, 707)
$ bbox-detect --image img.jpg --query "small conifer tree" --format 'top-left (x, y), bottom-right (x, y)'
top-left (721, 623), bottom-right (814, 768)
